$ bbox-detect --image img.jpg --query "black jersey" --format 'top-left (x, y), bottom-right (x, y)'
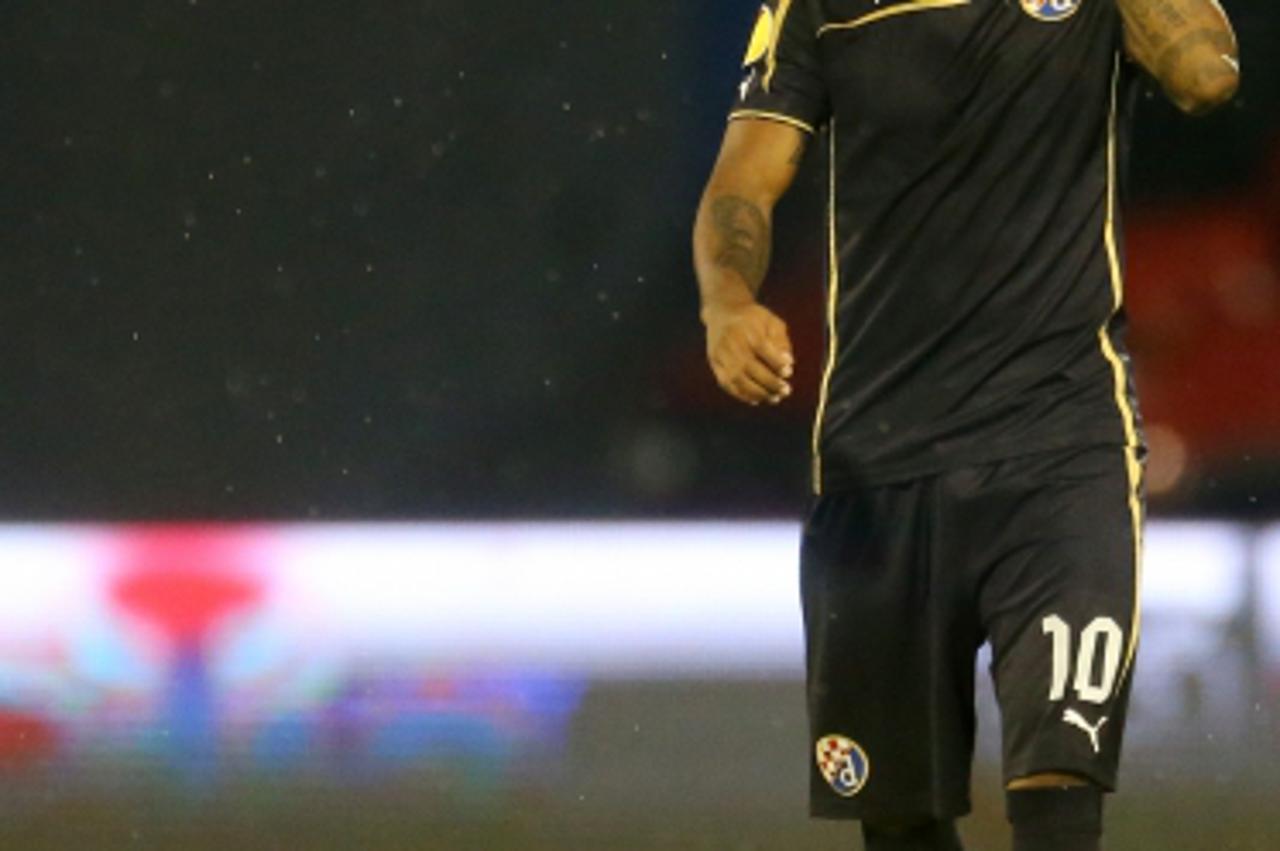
top-left (730, 0), bottom-right (1145, 492)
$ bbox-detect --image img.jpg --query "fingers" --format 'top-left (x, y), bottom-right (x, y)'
top-left (744, 358), bottom-right (791, 402)
top-left (758, 316), bottom-right (795, 379)
top-left (727, 372), bottom-right (774, 406)
top-left (745, 315), bottom-right (793, 403)
top-left (705, 305), bottom-right (796, 406)
top-left (712, 349), bottom-right (791, 405)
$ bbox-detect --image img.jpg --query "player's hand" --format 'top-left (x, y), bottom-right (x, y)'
top-left (702, 302), bottom-right (794, 406)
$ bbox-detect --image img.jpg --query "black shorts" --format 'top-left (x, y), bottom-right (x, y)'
top-left (801, 445), bottom-right (1144, 821)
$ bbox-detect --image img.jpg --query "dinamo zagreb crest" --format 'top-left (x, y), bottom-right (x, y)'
top-left (1020, 0), bottom-right (1082, 22)
top-left (815, 734), bottom-right (870, 797)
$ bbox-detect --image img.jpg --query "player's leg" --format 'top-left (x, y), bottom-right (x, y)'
top-left (972, 446), bottom-right (1143, 851)
top-left (800, 482), bottom-right (981, 847)
top-left (861, 817), bottom-right (964, 851)
top-left (1006, 779), bottom-right (1104, 851)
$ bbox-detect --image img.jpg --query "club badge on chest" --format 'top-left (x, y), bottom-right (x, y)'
top-left (1020, 0), bottom-right (1083, 22)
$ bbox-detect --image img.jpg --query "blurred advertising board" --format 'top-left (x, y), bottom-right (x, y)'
top-left (0, 521), bottom-right (1271, 784)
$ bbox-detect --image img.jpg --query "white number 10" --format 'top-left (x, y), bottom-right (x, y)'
top-left (1041, 615), bottom-right (1123, 704)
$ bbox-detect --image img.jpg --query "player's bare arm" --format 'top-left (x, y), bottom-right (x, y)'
top-left (694, 119), bottom-right (806, 406)
top-left (1116, 0), bottom-right (1239, 115)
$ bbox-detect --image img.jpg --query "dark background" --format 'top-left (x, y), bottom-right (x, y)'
top-left (1, 5), bottom-right (1278, 851)
top-left (2, 0), bottom-right (1277, 521)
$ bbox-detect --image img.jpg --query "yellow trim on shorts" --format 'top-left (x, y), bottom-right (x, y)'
top-left (817, 0), bottom-right (971, 37)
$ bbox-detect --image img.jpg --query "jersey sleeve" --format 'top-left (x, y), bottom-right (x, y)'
top-left (729, 0), bottom-right (830, 135)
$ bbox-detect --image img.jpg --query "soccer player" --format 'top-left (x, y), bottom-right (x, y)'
top-left (693, 1), bottom-right (1238, 850)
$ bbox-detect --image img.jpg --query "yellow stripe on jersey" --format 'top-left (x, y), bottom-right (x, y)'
top-left (817, 0), bottom-right (971, 38)
top-left (1099, 53), bottom-right (1145, 691)
top-left (812, 120), bottom-right (840, 494)
top-left (744, 5), bottom-right (775, 67)
top-left (763, 0), bottom-right (794, 92)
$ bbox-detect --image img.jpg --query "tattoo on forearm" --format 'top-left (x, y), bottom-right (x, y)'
top-left (710, 195), bottom-right (770, 291)
top-left (1119, 0), bottom-right (1214, 51)
top-left (1117, 0), bottom-right (1238, 105)
top-left (1118, 0), bottom-right (1182, 51)
top-left (1155, 0), bottom-right (1188, 28)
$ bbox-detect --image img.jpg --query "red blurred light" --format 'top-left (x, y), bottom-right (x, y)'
top-left (0, 711), bottom-right (58, 769)
top-left (111, 527), bottom-right (264, 643)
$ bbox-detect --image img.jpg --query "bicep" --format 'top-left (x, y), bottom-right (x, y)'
top-left (704, 118), bottom-right (810, 206)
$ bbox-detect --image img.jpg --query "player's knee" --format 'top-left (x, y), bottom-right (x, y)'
top-left (862, 817), bottom-right (963, 851)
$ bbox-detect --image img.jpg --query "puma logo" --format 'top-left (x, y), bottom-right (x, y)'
top-left (1062, 709), bottom-right (1108, 754)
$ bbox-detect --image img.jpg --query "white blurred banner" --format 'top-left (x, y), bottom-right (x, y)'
top-left (0, 521), bottom-right (1272, 678)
